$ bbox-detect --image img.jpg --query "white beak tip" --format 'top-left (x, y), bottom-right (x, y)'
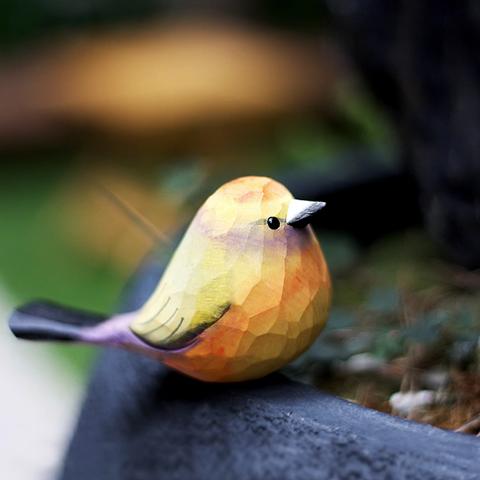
top-left (286, 199), bottom-right (326, 227)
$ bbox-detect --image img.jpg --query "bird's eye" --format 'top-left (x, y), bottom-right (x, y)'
top-left (267, 217), bottom-right (280, 230)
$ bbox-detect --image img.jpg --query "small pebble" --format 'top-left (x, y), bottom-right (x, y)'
top-left (339, 353), bottom-right (384, 374)
top-left (389, 390), bottom-right (436, 415)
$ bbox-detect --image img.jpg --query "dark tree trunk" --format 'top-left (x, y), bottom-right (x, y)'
top-left (329, 0), bottom-right (480, 268)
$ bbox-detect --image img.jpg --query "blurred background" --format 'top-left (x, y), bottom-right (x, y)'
top-left (1, 1), bottom-right (479, 478)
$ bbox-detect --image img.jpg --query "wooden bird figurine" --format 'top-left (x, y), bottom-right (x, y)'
top-left (9, 177), bottom-right (331, 382)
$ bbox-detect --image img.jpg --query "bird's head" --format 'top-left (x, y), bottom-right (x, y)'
top-left (183, 176), bottom-right (327, 299)
top-left (192, 175), bottom-right (325, 246)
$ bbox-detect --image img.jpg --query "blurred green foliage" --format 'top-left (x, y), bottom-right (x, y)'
top-left (0, 158), bottom-right (126, 375)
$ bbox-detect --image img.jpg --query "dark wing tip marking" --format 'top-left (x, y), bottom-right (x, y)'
top-left (131, 303), bottom-right (232, 351)
top-left (144, 307), bottom-right (178, 334)
top-left (137, 296), bottom-right (171, 326)
top-left (160, 303), bottom-right (231, 350)
top-left (163, 316), bottom-right (185, 342)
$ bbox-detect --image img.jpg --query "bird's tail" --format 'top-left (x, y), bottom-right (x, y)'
top-left (9, 300), bottom-right (108, 342)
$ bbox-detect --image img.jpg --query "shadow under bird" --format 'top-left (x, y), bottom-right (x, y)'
top-left (9, 176), bottom-right (331, 381)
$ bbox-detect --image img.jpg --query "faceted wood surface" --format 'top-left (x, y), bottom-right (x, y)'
top-left (131, 177), bottom-right (331, 381)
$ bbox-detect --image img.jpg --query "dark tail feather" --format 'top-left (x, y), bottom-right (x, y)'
top-left (9, 300), bottom-right (108, 341)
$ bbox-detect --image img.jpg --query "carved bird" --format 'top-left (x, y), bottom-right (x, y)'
top-left (9, 176), bottom-right (331, 381)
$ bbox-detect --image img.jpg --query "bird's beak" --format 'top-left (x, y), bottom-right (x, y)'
top-left (286, 199), bottom-right (326, 228)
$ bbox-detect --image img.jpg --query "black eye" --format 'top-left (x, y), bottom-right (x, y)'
top-left (267, 217), bottom-right (280, 230)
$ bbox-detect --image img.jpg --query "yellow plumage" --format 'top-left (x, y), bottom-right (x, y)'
top-left (130, 176), bottom-right (331, 381)
top-left (131, 178), bottom-right (287, 348)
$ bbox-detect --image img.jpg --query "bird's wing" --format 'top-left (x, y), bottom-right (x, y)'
top-left (130, 213), bottom-right (239, 350)
top-left (129, 273), bottom-right (232, 350)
